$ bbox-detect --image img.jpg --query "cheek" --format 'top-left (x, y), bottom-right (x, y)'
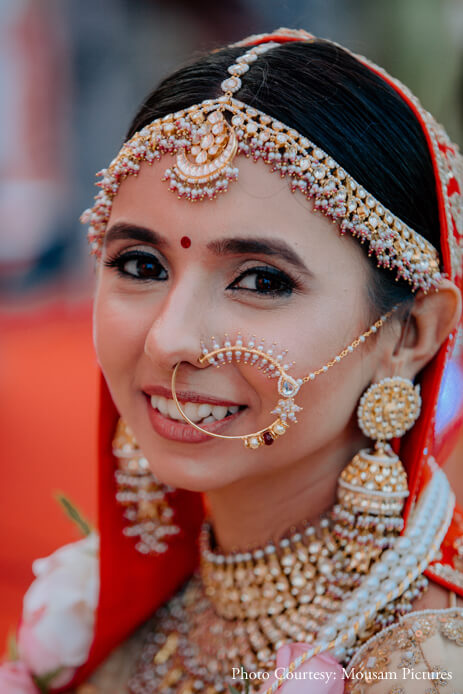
top-left (300, 362), bottom-right (364, 429)
top-left (263, 357), bottom-right (366, 470)
top-left (275, 318), bottom-right (373, 455)
top-left (93, 284), bottom-right (146, 391)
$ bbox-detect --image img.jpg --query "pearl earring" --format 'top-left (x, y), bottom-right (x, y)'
top-left (112, 419), bottom-right (181, 554)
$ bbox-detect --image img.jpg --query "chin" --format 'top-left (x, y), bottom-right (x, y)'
top-left (144, 447), bottom-right (239, 493)
top-left (130, 390), bottom-right (260, 491)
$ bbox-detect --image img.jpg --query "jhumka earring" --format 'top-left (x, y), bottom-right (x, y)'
top-left (335, 377), bottom-right (422, 572)
top-left (339, 376), bottom-right (422, 513)
top-left (171, 310), bottom-right (397, 450)
top-left (112, 419), bottom-right (181, 554)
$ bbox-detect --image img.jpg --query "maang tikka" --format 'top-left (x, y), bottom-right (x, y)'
top-left (171, 308), bottom-right (397, 450)
top-left (82, 39), bottom-right (443, 294)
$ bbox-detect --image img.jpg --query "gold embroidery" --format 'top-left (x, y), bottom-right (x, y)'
top-left (421, 663), bottom-right (453, 692)
top-left (398, 646), bottom-right (421, 668)
top-left (442, 138), bottom-right (463, 280)
top-left (430, 563), bottom-right (463, 590)
top-left (410, 616), bottom-right (437, 642)
top-left (452, 537), bottom-right (463, 573)
top-left (440, 614), bottom-right (463, 646)
top-left (394, 629), bottom-right (412, 650)
top-left (429, 664), bottom-right (452, 687)
top-left (345, 608), bottom-right (463, 691)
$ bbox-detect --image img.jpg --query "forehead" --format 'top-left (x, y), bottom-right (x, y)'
top-left (107, 155), bottom-right (361, 262)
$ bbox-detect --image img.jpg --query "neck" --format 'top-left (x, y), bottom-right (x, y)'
top-left (204, 428), bottom-right (366, 553)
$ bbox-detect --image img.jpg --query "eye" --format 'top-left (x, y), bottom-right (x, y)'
top-left (228, 266), bottom-right (296, 296)
top-left (103, 250), bottom-right (168, 281)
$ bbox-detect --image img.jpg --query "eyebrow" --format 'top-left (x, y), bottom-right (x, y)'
top-left (105, 224), bottom-right (313, 276)
top-left (207, 237), bottom-right (313, 276)
top-left (105, 222), bottom-right (168, 248)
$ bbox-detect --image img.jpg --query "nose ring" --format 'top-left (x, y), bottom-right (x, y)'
top-left (170, 309), bottom-right (396, 451)
top-left (171, 334), bottom-right (301, 449)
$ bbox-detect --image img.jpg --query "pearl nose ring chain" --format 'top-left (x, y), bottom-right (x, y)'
top-left (170, 308), bottom-right (397, 450)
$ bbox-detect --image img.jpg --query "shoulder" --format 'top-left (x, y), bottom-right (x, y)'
top-left (344, 607), bottom-right (463, 693)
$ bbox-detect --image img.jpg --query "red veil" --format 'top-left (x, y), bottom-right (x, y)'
top-left (65, 31), bottom-right (463, 690)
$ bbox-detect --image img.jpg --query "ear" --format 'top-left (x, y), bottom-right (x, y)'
top-left (373, 279), bottom-right (462, 382)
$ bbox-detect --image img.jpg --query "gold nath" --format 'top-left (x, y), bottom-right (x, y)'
top-left (171, 310), bottom-right (395, 450)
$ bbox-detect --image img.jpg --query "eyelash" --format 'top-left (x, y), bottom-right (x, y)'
top-left (229, 266), bottom-right (296, 296)
top-left (103, 250), bottom-right (168, 282)
top-left (103, 250), bottom-right (299, 297)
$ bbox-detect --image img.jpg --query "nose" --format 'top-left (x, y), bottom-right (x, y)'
top-left (144, 283), bottom-right (209, 373)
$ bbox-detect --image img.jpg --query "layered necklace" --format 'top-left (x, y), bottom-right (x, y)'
top-left (126, 448), bottom-right (450, 694)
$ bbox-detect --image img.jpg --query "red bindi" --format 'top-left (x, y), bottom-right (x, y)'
top-left (180, 236), bottom-right (191, 249)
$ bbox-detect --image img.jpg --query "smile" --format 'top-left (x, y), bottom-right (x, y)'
top-left (150, 394), bottom-right (241, 424)
top-left (143, 390), bottom-right (247, 443)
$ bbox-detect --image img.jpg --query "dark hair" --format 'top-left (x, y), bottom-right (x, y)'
top-left (127, 40), bottom-right (441, 317)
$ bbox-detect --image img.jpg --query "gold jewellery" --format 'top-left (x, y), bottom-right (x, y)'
top-left (81, 40), bottom-right (443, 293)
top-left (357, 376), bottom-right (422, 444)
top-left (112, 419), bottom-right (181, 554)
top-left (338, 376), bottom-right (422, 518)
top-left (170, 309), bottom-right (396, 450)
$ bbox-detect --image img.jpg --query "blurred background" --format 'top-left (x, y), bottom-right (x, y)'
top-left (1, 0), bottom-right (462, 650)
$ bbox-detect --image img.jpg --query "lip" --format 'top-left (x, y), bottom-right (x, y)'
top-left (145, 393), bottom-right (245, 443)
top-left (142, 384), bottom-right (244, 407)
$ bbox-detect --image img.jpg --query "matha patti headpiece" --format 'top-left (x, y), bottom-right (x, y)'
top-left (80, 36), bottom-right (453, 294)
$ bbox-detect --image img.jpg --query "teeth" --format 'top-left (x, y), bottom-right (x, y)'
top-left (184, 402), bottom-right (203, 423)
top-left (167, 398), bottom-right (183, 421)
top-left (157, 396), bottom-right (168, 416)
top-left (212, 405), bottom-right (228, 420)
top-left (197, 403), bottom-right (213, 419)
top-left (150, 395), bottom-right (241, 424)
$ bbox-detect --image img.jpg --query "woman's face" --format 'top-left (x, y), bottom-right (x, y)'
top-left (94, 155), bottom-right (384, 491)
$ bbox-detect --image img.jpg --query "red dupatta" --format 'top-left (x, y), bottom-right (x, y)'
top-left (64, 29), bottom-right (463, 690)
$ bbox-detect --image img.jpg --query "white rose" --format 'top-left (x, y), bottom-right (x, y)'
top-left (17, 533), bottom-right (99, 689)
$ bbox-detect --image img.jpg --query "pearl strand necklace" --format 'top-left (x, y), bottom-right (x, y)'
top-left (261, 462), bottom-right (454, 693)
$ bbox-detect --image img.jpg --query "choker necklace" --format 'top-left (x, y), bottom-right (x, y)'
top-left (127, 489), bottom-right (430, 694)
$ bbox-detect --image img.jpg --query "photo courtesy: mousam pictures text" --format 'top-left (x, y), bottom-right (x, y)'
top-left (231, 665), bottom-right (454, 683)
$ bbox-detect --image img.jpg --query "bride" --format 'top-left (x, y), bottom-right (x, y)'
top-left (6, 28), bottom-right (463, 694)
